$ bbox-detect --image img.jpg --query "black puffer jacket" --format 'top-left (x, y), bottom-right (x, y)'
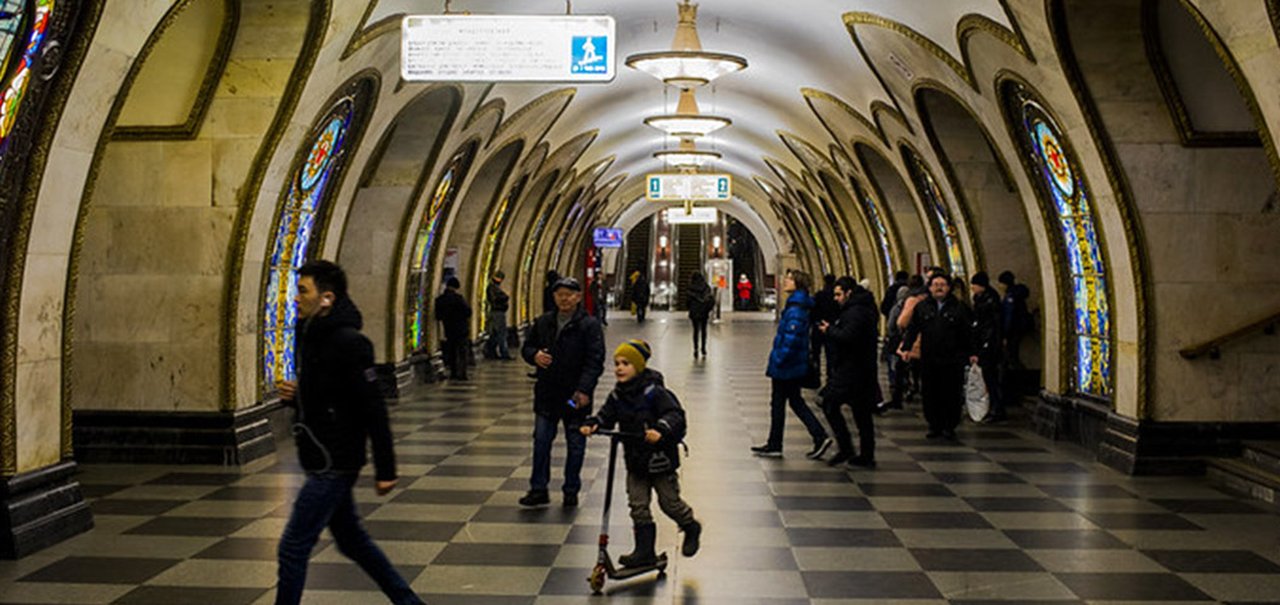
top-left (823, 286), bottom-right (880, 406)
top-left (902, 294), bottom-right (975, 367)
top-left (521, 306), bottom-right (605, 419)
top-left (587, 370), bottom-right (686, 475)
top-left (434, 289), bottom-right (471, 340)
top-left (289, 296), bottom-right (396, 481)
top-left (972, 288), bottom-right (1002, 364)
top-left (686, 280), bottom-right (713, 320)
top-left (486, 281), bottom-right (510, 313)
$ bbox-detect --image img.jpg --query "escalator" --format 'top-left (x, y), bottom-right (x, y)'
top-left (674, 223), bottom-right (703, 311)
top-left (622, 216), bottom-right (652, 307)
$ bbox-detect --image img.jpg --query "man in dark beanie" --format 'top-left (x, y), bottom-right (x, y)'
top-left (971, 272), bottom-right (1004, 422)
top-left (435, 276), bottom-right (471, 380)
top-left (520, 277), bottom-right (605, 507)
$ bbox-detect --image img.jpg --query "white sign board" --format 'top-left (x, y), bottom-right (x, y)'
top-left (664, 207), bottom-right (718, 225)
top-left (646, 173), bottom-right (732, 201)
top-left (401, 15), bottom-right (616, 82)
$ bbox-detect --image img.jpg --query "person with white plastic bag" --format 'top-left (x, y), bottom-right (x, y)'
top-left (898, 272), bottom-right (976, 441)
top-left (965, 363), bottom-right (990, 422)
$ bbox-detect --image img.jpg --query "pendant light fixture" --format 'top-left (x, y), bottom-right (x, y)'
top-left (654, 137), bottom-right (721, 167)
top-left (644, 87), bottom-right (731, 138)
top-left (626, 0), bottom-right (747, 87)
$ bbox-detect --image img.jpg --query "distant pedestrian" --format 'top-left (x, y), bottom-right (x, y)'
top-left (752, 271), bottom-right (832, 459)
top-left (736, 274), bottom-right (753, 310)
top-left (434, 276), bottom-right (472, 380)
top-left (632, 271), bottom-right (651, 323)
top-left (998, 270), bottom-right (1031, 370)
top-left (899, 273), bottom-right (976, 440)
top-left (686, 272), bottom-right (714, 357)
top-left (971, 272), bottom-right (1004, 422)
top-left (542, 270), bottom-right (561, 316)
top-left (484, 270), bottom-right (512, 360)
top-left (880, 270), bottom-right (909, 318)
top-left (811, 274), bottom-right (839, 370)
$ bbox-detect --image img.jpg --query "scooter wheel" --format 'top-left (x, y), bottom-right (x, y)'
top-left (588, 565), bottom-right (605, 594)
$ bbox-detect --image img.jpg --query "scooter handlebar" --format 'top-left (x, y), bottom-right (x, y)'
top-left (590, 428), bottom-right (642, 439)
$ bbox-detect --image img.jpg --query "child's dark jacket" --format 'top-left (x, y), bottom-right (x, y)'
top-left (586, 369), bottom-right (686, 475)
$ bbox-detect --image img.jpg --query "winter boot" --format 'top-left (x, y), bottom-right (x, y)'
top-left (680, 520), bottom-right (702, 557)
top-left (618, 522), bottom-right (658, 568)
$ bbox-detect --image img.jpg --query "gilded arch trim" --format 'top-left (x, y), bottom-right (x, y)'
top-left (112, 0), bottom-right (240, 141)
top-left (898, 139), bottom-right (981, 276)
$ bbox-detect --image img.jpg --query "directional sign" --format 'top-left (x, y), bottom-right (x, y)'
top-left (401, 15), bottom-right (616, 82)
top-left (646, 173), bottom-right (732, 201)
top-left (664, 207), bottom-right (718, 224)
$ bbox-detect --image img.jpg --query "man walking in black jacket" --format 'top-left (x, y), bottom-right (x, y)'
top-left (275, 260), bottom-right (422, 605)
top-left (899, 272), bottom-right (977, 441)
top-left (520, 277), bottom-right (605, 507)
top-left (818, 277), bottom-right (880, 467)
top-left (434, 276), bottom-right (472, 380)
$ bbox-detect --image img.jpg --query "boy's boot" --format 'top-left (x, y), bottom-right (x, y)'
top-left (680, 519), bottom-right (702, 557)
top-left (618, 522), bottom-right (657, 568)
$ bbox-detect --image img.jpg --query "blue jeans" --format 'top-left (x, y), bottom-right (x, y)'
top-left (531, 413), bottom-right (586, 494)
top-left (276, 472), bottom-right (422, 605)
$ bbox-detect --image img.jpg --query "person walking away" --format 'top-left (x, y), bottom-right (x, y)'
top-left (998, 270), bottom-right (1032, 373)
top-left (590, 275), bottom-right (609, 326)
top-left (880, 275), bottom-right (925, 413)
top-left (898, 273), bottom-right (976, 441)
top-left (542, 270), bottom-right (561, 317)
top-left (520, 277), bottom-right (605, 507)
top-left (275, 260), bottom-right (423, 605)
top-left (434, 276), bottom-right (472, 380)
top-left (686, 272), bottom-right (714, 357)
top-left (880, 271), bottom-right (909, 318)
top-left (971, 272), bottom-right (1004, 422)
top-left (484, 270), bottom-right (512, 360)
top-left (751, 271), bottom-right (832, 458)
top-left (736, 274), bottom-right (752, 310)
top-left (632, 271), bottom-right (651, 323)
top-left (810, 274), bottom-right (839, 371)
top-left (817, 276), bottom-right (880, 468)
top-left (581, 339), bottom-right (702, 566)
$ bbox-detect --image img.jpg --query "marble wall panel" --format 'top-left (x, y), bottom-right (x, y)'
top-left (15, 359), bottom-right (63, 471)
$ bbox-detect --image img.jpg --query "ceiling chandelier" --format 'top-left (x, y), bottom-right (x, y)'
top-left (625, 0), bottom-right (748, 88)
top-left (654, 137), bottom-right (721, 167)
top-left (644, 87), bottom-right (731, 138)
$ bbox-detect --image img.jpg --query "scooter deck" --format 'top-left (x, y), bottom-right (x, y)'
top-left (609, 553), bottom-right (668, 580)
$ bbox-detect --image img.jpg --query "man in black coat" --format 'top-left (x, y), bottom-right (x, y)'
top-left (632, 272), bottom-right (651, 323)
top-left (899, 272), bottom-right (977, 440)
top-left (817, 277), bottom-right (881, 467)
top-left (434, 276), bottom-right (471, 380)
top-left (971, 272), bottom-right (1004, 422)
top-left (520, 277), bottom-right (605, 507)
top-left (275, 260), bottom-right (422, 605)
top-left (881, 270), bottom-right (909, 318)
top-left (484, 270), bottom-right (512, 360)
top-left (810, 274), bottom-right (839, 369)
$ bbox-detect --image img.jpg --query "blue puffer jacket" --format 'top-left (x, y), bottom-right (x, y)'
top-left (767, 290), bottom-right (813, 380)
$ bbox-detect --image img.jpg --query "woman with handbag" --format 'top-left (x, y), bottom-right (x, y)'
top-left (751, 271), bottom-right (832, 458)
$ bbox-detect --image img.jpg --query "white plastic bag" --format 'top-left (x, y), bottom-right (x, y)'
top-left (965, 364), bottom-right (989, 422)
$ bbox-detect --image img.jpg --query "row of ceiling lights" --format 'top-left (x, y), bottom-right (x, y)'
top-left (626, 0), bottom-right (747, 169)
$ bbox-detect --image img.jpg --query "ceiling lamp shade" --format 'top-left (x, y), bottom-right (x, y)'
top-left (654, 137), bottom-right (721, 167)
top-left (626, 0), bottom-right (747, 87)
top-left (644, 87), bottom-right (731, 137)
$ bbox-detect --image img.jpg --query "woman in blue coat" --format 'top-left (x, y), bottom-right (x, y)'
top-left (751, 271), bottom-right (832, 458)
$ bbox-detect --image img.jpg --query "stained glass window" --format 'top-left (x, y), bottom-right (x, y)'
top-left (1004, 83), bottom-right (1112, 397)
top-left (851, 179), bottom-right (895, 282)
top-left (794, 202), bottom-right (829, 274)
top-left (552, 203), bottom-right (586, 269)
top-left (263, 82), bottom-right (371, 387)
top-left (477, 175), bottom-right (525, 331)
top-left (406, 142), bottom-right (477, 352)
top-left (817, 196), bottom-right (854, 274)
top-left (0, 0), bottom-right (51, 155)
top-left (903, 148), bottom-right (965, 278)
top-left (518, 196), bottom-right (563, 324)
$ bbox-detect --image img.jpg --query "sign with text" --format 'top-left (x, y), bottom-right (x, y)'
top-left (401, 15), bottom-right (616, 82)
top-left (646, 173), bottom-right (732, 201)
top-left (664, 207), bottom-right (718, 225)
top-left (592, 227), bottom-right (623, 248)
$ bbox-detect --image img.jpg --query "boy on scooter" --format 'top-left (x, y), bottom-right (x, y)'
top-left (581, 339), bottom-right (702, 567)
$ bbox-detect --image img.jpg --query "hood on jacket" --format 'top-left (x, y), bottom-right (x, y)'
top-left (303, 295), bottom-right (363, 339)
top-left (615, 368), bottom-right (665, 397)
top-left (846, 286), bottom-right (877, 311)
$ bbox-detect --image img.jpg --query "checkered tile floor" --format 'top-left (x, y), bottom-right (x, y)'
top-left (3, 312), bottom-right (1279, 604)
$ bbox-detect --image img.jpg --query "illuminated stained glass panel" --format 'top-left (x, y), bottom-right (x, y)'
top-left (851, 179), bottom-right (895, 282)
top-left (794, 202), bottom-right (829, 275)
top-left (0, 0), bottom-right (51, 155)
top-left (903, 149), bottom-right (965, 278)
top-left (263, 87), bottom-right (367, 387)
top-left (406, 142), bottom-right (476, 351)
top-left (477, 175), bottom-right (525, 331)
top-left (1006, 83), bottom-right (1112, 397)
top-left (817, 197), bottom-right (854, 274)
top-left (552, 203), bottom-right (586, 269)
top-left (518, 202), bottom-right (557, 324)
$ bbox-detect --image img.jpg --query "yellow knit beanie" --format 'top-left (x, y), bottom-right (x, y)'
top-left (613, 339), bottom-right (651, 373)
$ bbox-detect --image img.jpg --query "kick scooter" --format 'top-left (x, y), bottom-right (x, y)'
top-left (587, 428), bottom-right (668, 594)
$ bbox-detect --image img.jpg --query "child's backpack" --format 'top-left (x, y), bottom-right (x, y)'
top-left (642, 383), bottom-right (687, 442)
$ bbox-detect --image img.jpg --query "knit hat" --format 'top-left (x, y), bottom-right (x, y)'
top-left (614, 339), bottom-right (652, 373)
top-left (971, 271), bottom-right (991, 289)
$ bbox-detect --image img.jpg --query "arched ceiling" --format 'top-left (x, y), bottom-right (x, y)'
top-left (359, 0), bottom-right (1012, 215)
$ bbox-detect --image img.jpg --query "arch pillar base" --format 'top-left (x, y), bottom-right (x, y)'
top-left (1035, 392), bottom-right (1280, 475)
top-left (1, 461), bottom-right (93, 560)
top-left (71, 405), bottom-right (283, 466)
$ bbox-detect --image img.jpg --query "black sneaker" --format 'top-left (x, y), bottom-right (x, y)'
top-left (518, 490), bottom-right (550, 507)
top-left (847, 456), bottom-right (877, 469)
top-left (805, 437), bottom-right (834, 460)
top-left (942, 429), bottom-right (958, 442)
top-left (826, 451), bottom-right (852, 467)
top-left (750, 444), bottom-right (782, 457)
top-left (562, 493), bottom-right (578, 508)
top-left (925, 431), bottom-right (942, 440)
top-left (680, 520), bottom-right (702, 557)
